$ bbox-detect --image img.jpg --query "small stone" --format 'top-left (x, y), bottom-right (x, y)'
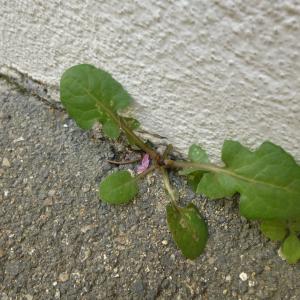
top-left (248, 280), bottom-right (256, 287)
top-left (80, 248), bottom-right (91, 262)
top-left (0, 248), bottom-right (5, 258)
top-left (223, 289), bottom-right (228, 295)
top-left (80, 224), bottom-right (96, 233)
top-left (48, 190), bottom-right (56, 197)
top-left (55, 289), bottom-right (60, 299)
top-left (162, 240), bottom-right (168, 245)
top-left (13, 136), bottom-right (24, 143)
top-left (58, 272), bottom-right (69, 282)
top-left (2, 158), bottom-right (11, 167)
top-left (43, 198), bottom-right (53, 206)
top-left (4, 190), bottom-right (9, 197)
top-left (208, 257), bottom-right (215, 265)
top-left (225, 275), bottom-right (231, 282)
top-left (82, 185), bottom-right (90, 192)
top-left (264, 265), bottom-right (271, 271)
top-left (239, 272), bottom-right (248, 281)
top-left (1, 293), bottom-right (9, 300)
top-left (24, 295), bottom-right (33, 300)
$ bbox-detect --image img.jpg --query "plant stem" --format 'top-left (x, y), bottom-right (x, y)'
top-left (161, 168), bottom-right (178, 205)
top-left (119, 117), bottom-right (159, 161)
top-left (107, 158), bottom-right (140, 165)
top-left (164, 159), bottom-right (220, 173)
top-left (162, 144), bottom-right (173, 160)
top-left (136, 165), bottom-right (156, 179)
top-left (94, 99), bottom-right (159, 161)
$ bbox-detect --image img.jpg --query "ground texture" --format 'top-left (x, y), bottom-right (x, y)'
top-left (0, 79), bottom-right (299, 299)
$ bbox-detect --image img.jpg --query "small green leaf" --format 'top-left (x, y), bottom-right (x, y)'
top-left (60, 64), bottom-right (132, 130)
top-left (179, 145), bottom-right (209, 176)
top-left (99, 171), bottom-right (138, 204)
top-left (260, 220), bottom-right (287, 241)
top-left (195, 141), bottom-right (300, 221)
top-left (102, 119), bottom-right (120, 139)
top-left (281, 233), bottom-right (300, 264)
top-left (188, 144), bottom-right (209, 163)
top-left (166, 203), bottom-right (208, 259)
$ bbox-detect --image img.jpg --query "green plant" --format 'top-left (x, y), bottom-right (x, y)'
top-left (60, 64), bottom-right (300, 263)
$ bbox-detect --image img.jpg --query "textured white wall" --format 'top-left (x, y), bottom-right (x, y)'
top-left (1, 0), bottom-right (300, 161)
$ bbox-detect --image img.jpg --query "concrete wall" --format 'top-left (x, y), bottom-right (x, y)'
top-left (1, 0), bottom-right (300, 161)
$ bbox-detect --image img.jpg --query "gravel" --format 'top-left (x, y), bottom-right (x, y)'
top-left (0, 78), bottom-right (299, 299)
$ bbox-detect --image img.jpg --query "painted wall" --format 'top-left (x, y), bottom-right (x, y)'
top-left (1, 0), bottom-right (300, 161)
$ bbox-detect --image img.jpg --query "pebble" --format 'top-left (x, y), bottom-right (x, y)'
top-left (48, 190), bottom-right (56, 197)
top-left (248, 280), bottom-right (256, 287)
top-left (13, 136), bottom-right (25, 143)
top-left (55, 289), bottom-right (60, 299)
top-left (0, 248), bottom-right (5, 258)
top-left (58, 272), bottom-right (69, 282)
top-left (208, 257), bottom-right (216, 265)
top-left (239, 272), bottom-right (248, 281)
top-left (225, 275), bottom-right (231, 282)
top-left (162, 240), bottom-right (168, 245)
top-left (43, 198), bottom-right (53, 206)
top-left (2, 157), bottom-right (11, 167)
top-left (82, 185), bottom-right (90, 192)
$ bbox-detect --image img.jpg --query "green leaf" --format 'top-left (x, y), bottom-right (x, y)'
top-left (290, 221), bottom-right (300, 233)
top-left (188, 144), bottom-right (209, 163)
top-left (179, 145), bottom-right (209, 176)
top-left (187, 172), bottom-right (204, 192)
top-left (281, 233), bottom-right (300, 264)
top-left (122, 117), bottom-right (141, 146)
top-left (260, 220), bottom-right (287, 241)
top-left (99, 170), bottom-right (138, 204)
top-left (196, 141), bottom-right (300, 221)
top-left (60, 64), bottom-right (132, 130)
top-left (102, 119), bottom-right (120, 139)
top-left (166, 203), bottom-right (208, 259)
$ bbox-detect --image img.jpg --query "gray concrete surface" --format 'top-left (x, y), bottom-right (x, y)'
top-left (0, 78), bottom-right (299, 299)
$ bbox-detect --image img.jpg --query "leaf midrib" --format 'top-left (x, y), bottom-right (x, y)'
top-left (171, 161), bottom-right (297, 193)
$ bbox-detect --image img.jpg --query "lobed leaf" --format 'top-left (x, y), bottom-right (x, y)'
top-left (60, 64), bottom-right (132, 139)
top-left (195, 141), bottom-right (300, 221)
top-left (166, 203), bottom-right (208, 259)
top-left (99, 170), bottom-right (138, 204)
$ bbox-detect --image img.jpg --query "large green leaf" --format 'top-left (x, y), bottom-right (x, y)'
top-left (196, 141), bottom-right (300, 221)
top-left (166, 203), bottom-right (208, 259)
top-left (281, 233), bottom-right (300, 264)
top-left (99, 171), bottom-right (138, 204)
top-left (60, 64), bottom-right (132, 138)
